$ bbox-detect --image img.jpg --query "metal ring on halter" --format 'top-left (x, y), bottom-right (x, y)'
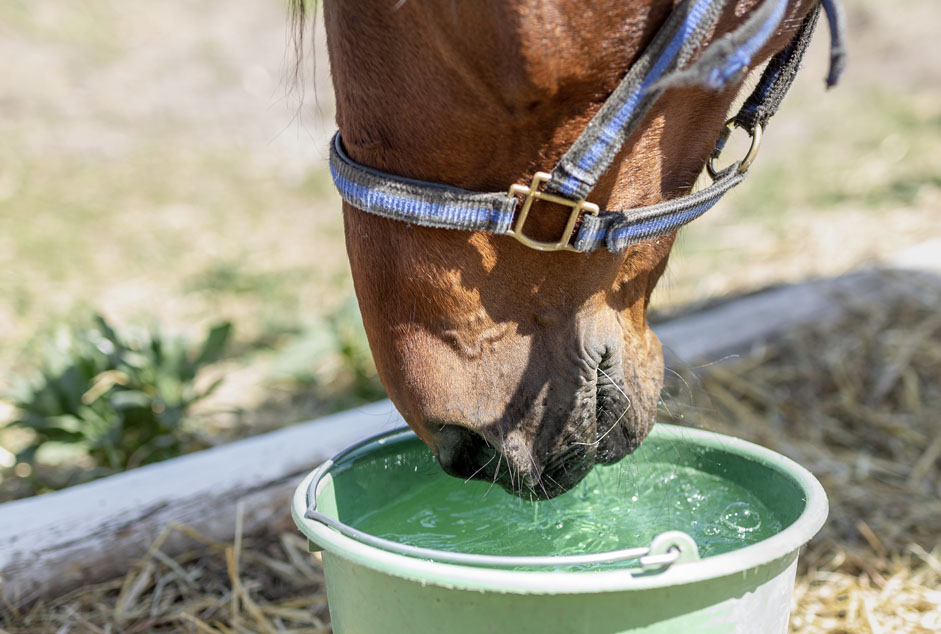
top-left (707, 119), bottom-right (763, 179)
top-left (304, 426), bottom-right (700, 570)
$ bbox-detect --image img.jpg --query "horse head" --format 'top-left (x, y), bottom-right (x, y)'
top-left (313, 0), bottom-right (830, 498)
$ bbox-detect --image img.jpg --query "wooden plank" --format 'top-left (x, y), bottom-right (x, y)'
top-left (655, 242), bottom-right (941, 363)
top-left (654, 271), bottom-right (882, 363)
top-left (1, 243), bottom-right (938, 606)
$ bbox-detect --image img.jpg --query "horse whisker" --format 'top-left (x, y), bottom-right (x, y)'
top-left (572, 366), bottom-right (632, 447)
top-left (464, 452), bottom-right (496, 483)
top-left (485, 452), bottom-right (504, 496)
top-left (663, 365), bottom-right (695, 401)
top-left (598, 366), bottom-right (632, 402)
top-left (524, 448), bottom-right (558, 506)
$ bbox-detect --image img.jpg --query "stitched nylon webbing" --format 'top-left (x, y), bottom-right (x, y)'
top-left (546, 0), bottom-right (802, 203)
top-left (574, 166), bottom-right (747, 253)
top-left (329, 132), bottom-right (741, 253)
top-left (821, 0), bottom-right (848, 87)
top-left (660, 0), bottom-right (789, 91)
top-left (329, 135), bottom-right (517, 235)
top-left (733, 5), bottom-right (821, 133)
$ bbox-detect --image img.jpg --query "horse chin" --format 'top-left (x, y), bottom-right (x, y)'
top-left (532, 368), bottom-right (656, 499)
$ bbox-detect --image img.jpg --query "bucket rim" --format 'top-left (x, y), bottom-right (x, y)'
top-left (291, 423), bottom-right (827, 594)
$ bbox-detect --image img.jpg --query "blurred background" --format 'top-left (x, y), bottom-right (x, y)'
top-left (0, 0), bottom-right (937, 494)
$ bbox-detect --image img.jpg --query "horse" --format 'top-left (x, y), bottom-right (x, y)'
top-left (293, 0), bottom-right (844, 499)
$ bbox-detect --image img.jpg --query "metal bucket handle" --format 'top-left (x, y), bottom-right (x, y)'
top-left (304, 427), bottom-right (700, 571)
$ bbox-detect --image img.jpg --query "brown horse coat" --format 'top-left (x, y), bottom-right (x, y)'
top-left (313, 0), bottom-right (817, 497)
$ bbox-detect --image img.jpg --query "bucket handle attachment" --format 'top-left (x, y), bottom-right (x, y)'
top-left (303, 427), bottom-right (700, 572)
top-left (641, 531), bottom-right (700, 570)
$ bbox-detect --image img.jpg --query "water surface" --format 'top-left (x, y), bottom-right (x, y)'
top-left (349, 456), bottom-right (782, 570)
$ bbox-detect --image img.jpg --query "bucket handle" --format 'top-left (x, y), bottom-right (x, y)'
top-left (303, 427), bottom-right (700, 571)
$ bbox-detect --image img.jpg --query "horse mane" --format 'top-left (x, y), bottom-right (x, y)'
top-left (288, 1), bottom-right (317, 92)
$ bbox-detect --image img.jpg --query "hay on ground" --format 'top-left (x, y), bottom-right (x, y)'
top-left (1, 517), bottom-right (330, 634)
top-left (661, 273), bottom-right (941, 633)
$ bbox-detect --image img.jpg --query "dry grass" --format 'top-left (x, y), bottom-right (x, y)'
top-left (3, 275), bottom-right (938, 633)
top-left (662, 273), bottom-right (941, 633)
top-left (2, 515), bottom-right (331, 634)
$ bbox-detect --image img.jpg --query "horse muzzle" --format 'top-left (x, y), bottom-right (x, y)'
top-left (428, 345), bottom-right (655, 499)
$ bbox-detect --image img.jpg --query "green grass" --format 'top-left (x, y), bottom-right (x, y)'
top-left (659, 79), bottom-right (940, 310)
top-left (0, 131), bottom-right (349, 365)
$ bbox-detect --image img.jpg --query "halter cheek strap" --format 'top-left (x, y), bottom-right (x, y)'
top-left (328, 0), bottom-right (846, 254)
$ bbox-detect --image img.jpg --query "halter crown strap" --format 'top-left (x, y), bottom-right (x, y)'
top-left (544, 0), bottom-right (733, 202)
top-left (328, 0), bottom-right (847, 254)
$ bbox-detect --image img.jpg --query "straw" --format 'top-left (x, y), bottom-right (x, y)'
top-left (661, 277), bottom-right (941, 633)
top-left (1, 520), bottom-right (331, 633)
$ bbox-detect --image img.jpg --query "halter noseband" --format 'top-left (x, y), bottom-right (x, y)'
top-left (329, 0), bottom-right (846, 254)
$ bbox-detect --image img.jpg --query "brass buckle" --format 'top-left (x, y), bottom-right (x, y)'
top-left (707, 119), bottom-right (763, 180)
top-left (506, 172), bottom-right (600, 252)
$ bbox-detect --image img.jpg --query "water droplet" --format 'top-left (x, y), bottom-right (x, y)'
top-left (721, 502), bottom-right (761, 532)
top-left (703, 523), bottom-right (721, 536)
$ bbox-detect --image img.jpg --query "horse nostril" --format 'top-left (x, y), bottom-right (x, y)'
top-left (433, 424), bottom-right (496, 480)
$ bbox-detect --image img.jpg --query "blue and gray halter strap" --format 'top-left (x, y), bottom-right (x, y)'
top-left (329, 0), bottom-right (847, 254)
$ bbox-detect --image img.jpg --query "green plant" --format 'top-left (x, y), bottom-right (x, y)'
top-left (4, 315), bottom-right (232, 482)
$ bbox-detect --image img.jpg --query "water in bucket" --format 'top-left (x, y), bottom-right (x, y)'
top-left (333, 430), bottom-right (784, 570)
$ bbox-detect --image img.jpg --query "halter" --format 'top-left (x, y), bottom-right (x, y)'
top-left (329, 0), bottom-right (847, 254)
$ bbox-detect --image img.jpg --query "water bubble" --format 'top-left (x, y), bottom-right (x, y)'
top-left (703, 523), bottom-right (721, 536)
top-left (721, 502), bottom-right (761, 532)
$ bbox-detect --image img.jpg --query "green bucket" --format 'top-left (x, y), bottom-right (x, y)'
top-left (292, 424), bottom-right (827, 634)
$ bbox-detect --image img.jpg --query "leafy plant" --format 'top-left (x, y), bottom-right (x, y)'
top-left (4, 315), bottom-right (232, 483)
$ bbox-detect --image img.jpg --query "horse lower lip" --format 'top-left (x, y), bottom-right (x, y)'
top-left (493, 468), bottom-right (569, 500)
